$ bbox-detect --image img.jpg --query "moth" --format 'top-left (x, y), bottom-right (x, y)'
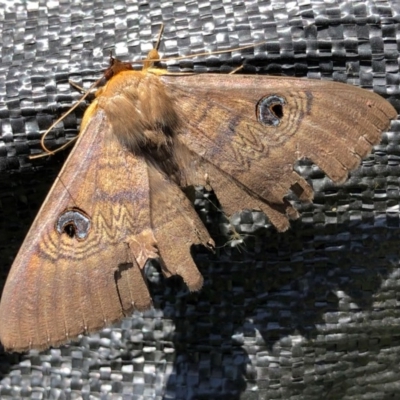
top-left (0, 37), bottom-right (396, 352)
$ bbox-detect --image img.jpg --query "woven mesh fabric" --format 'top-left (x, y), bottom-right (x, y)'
top-left (0, 0), bottom-right (400, 399)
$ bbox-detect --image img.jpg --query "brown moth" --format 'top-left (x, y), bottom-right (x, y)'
top-left (0, 38), bottom-right (397, 352)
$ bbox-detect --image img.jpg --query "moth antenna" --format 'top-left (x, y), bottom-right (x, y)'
top-left (29, 76), bottom-right (104, 160)
top-left (143, 24), bottom-right (165, 70)
top-left (138, 41), bottom-right (267, 64)
top-left (154, 23), bottom-right (164, 52)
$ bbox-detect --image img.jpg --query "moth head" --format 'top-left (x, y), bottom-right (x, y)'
top-left (256, 95), bottom-right (286, 126)
top-left (56, 208), bottom-right (91, 240)
top-left (104, 54), bottom-right (134, 81)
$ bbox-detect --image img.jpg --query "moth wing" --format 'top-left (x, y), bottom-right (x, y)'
top-left (0, 110), bottom-right (152, 351)
top-left (0, 108), bottom-right (210, 352)
top-left (162, 74), bottom-right (397, 231)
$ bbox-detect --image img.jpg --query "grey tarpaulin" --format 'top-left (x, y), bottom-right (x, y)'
top-left (0, 0), bottom-right (400, 399)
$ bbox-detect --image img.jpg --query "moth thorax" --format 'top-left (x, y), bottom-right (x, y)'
top-left (100, 72), bottom-right (180, 153)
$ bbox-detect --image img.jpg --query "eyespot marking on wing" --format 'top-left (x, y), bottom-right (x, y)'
top-left (56, 208), bottom-right (91, 240)
top-left (256, 95), bottom-right (286, 126)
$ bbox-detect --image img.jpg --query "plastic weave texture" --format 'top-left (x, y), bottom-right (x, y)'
top-left (0, 0), bottom-right (400, 399)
